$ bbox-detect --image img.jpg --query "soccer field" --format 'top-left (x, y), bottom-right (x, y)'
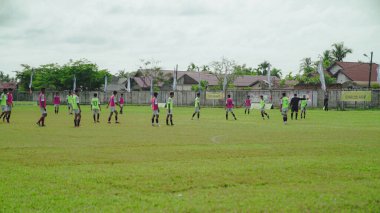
top-left (1, 105), bottom-right (379, 212)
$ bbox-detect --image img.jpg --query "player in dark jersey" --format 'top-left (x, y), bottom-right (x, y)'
top-left (289, 94), bottom-right (306, 120)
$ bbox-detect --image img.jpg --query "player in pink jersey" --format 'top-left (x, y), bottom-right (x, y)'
top-left (119, 94), bottom-right (125, 114)
top-left (53, 92), bottom-right (61, 114)
top-left (151, 92), bottom-right (159, 126)
top-left (244, 95), bottom-right (251, 115)
top-left (36, 88), bottom-right (47, 127)
top-left (106, 90), bottom-right (120, 124)
top-left (225, 94), bottom-right (237, 120)
top-left (4, 88), bottom-right (14, 123)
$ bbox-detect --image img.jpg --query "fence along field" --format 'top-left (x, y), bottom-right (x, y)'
top-left (12, 89), bottom-right (380, 109)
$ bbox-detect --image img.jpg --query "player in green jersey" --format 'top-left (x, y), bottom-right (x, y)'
top-left (91, 93), bottom-right (101, 123)
top-left (280, 92), bottom-right (289, 124)
top-left (72, 89), bottom-right (81, 127)
top-left (0, 89), bottom-right (8, 120)
top-left (67, 90), bottom-right (73, 115)
top-left (165, 91), bottom-right (174, 126)
top-left (192, 93), bottom-right (201, 120)
top-left (300, 95), bottom-right (308, 119)
top-left (259, 95), bottom-right (269, 120)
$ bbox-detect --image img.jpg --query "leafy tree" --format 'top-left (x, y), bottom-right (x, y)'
top-left (187, 63), bottom-right (198, 72)
top-left (191, 80), bottom-right (208, 91)
top-left (210, 57), bottom-right (238, 90)
top-left (256, 61), bottom-right (271, 75)
top-left (322, 50), bottom-right (334, 68)
top-left (15, 59), bottom-right (111, 91)
top-left (270, 68), bottom-right (282, 78)
top-left (138, 59), bottom-right (166, 90)
top-left (233, 64), bottom-right (256, 75)
top-left (0, 71), bottom-right (13, 82)
top-left (331, 42), bottom-right (352, 62)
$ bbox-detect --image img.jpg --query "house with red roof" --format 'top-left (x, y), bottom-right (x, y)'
top-left (327, 62), bottom-right (379, 87)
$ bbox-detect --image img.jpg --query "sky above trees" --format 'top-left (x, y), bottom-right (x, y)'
top-left (0, 0), bottom-right (379, 76)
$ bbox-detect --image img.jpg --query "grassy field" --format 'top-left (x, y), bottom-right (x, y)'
top-left (0, 105), bottom-right (380, 212)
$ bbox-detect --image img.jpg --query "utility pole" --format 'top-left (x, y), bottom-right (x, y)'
top-left (368, 51), bottom-right (373, 88)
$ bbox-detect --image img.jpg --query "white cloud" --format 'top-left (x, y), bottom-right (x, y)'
top-left (0, 0), bottom-right (379, 76)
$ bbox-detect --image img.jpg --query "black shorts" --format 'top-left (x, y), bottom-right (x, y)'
top-left (291, 107), bottom-right (299, 112)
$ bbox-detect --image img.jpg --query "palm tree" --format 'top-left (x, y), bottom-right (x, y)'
top-left (300, 57), bottom-right (314, 74)
top-left (331, 42), bottom-right (353, 62)
top-left (257, 61), bottom-right (271, 75)
top-left (270, 68), bottom-right (282, 78)
top-left (187, 63), bottom-right (197, 72)
top-left (322, 50), bottom-right (333, 68)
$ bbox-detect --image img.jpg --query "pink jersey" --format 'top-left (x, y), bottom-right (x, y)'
top-left (39, 93), bottom-right (46, 107)
top-left (245, 99), bottom-right (251, 107)
top-left (151, 97), bottom-right (158, 110)
top-left (119, 97), bottom-right (125, 104)
top-left (7, 93), bottom-right (13, 104)
top-left (53, 96), bottom-right (60, 104)
top-left (226, 98), bottom-right (234, 109)
top-left (109, 95), bottom-right (116, 107)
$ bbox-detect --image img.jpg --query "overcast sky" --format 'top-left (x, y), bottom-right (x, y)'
top-left (0, 0), bottom-right (379, 76)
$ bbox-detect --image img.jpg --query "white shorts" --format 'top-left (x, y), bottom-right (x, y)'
top-left (120, 104), bottom-right (124, 107)
top-left (1, 105), bottom-right (7, 112)
top-left (301, 107), bottom-right (306, 111)
top-left (152, 110), bottom-right (159, 115)
top-left (281, 107), bottom-right (288, 115)
top-left (7, 105), bottom-right (12, 111)
top-left (73, 109), bottom-right (80, 114)
top-left (110, 107), bottom-right (116, 112)
top-left (245, 106), bottom-right (250, 109)
top-left (67, 103), bottom-right (72, 107)
top-left (260, 108), bottom-right (265, 113)
top-left (92, 109), bottom-right (100, 115)
top-left (54, 104), bottom-right (60, 107)
top-left (226, 108), bottom-right (234, 113)
top-left (40, 107), bottom-right (47, 115)
top-left (194, 107), bottom-right (200, 113)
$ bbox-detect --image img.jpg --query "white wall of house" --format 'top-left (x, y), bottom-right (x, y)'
top-left (336, 73), bottom-right (351, 84)
top-left (329, 65), bottom-right (342, 75)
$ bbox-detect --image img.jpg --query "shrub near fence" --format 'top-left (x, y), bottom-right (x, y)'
top-left (12, 89), bottom-right (380, 109)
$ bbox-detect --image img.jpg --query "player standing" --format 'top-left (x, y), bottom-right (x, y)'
top-left (290, 94), bottom-right (306, 120)
top-left (36, 88), bottom-right (47, 127)
top-left (106, 91), bottom-right (119, 124)
top-left (72, 89), bottom-right (81, 127)
top-left (0, 89), bottom-right (7, 120)
top-left (300, 95), bottom-right (308, 119)
top-left (244, 95), bottom-right (251, 115)
top-left (151, 92), bottom-right (159, 126)
top-left (119, 94), bottom-right (125, 114)
top-left (225, 94), bottom-right (237, 120)
top-left (280, 93), bottom-right (289, 125)
top-left (5, 88), bottom-right (13, 123)
top-left (53, 92), bottom-right (61, 114)
top-left (165, 91), bottom-right (174, 126)
top-left (66, 90), bottom-right (73, 115)
top-left (91, 93), bottom-right (101, 123)
top-left (259, 95), bottom-right (270, 120)
top-left (191, 93), bottom-right (201, 120)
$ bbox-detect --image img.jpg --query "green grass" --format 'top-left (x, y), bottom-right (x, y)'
top-left (1, 105), bottom-right (380, 212)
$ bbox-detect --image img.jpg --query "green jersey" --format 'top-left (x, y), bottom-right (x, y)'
top-left (260, 100), bottom-right (265, 109)
top-left (166, 97), bottom-right (173, 110)
top-left (91, 98), bottom-right (100, 110)
top-left (0, 93), bottom-right (7, 106)
top-left (282, 97), bottom-right (289, 108)
top-left (72, 95), bottom-right (79, 110)
top-left (67, 95), bottom-right (73, 104)
top-left (194, 97), bottom-right (200, 107)
top-left (301, 100), bottom-right (308, 108)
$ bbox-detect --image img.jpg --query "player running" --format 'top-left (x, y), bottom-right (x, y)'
top-left (259, 95), bottom-right (270, 120)
top-left (191, 93), bottom-right (201, 120)
top-left (244, 95), bottom-right (251, 115)
top-left (119, 94), bottom-right (125, 114)
top-left (106, 91), bottom-right (120, 124)
top-left (300, 95), bottom-right (308, 119)
top-left (0, 89), bottom-right (8, 120)
top-left (289, 94), bottom-right (306, 120)
top-left (165, 91), bottom-right (174, 126)
top-left (72, 89), bottom-right (81, 127)
top-left (53, 92), bottom-right (61, 114)
top-left (5, 88), bottom-right (13, 123)
top-left (91, 93), bottom-right (101, 123)
top-left (280, 93), bottom-right (289, 125)
top-left (66, 90), bottom-right (73, 114)
top-left (151, 92), bottom-right (159, 126)
top-left (36, 88), bottom-right (47, 127)
top-left (225, 94), bottom-right (237, 120)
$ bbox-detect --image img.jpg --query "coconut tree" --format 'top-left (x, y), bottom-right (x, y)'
top-left (331, 42), bottom-right (353, 62)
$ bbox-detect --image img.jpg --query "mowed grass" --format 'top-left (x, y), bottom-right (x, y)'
top-left (0, 105), bottom-right (380, 212)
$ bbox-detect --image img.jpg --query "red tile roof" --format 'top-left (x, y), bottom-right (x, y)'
top-left (328, 62), bottom-right (378, 82)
